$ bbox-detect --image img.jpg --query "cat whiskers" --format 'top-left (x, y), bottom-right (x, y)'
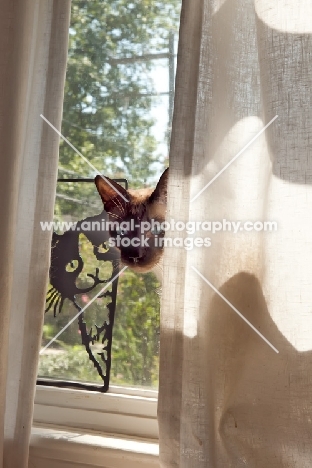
top-left (45, 286), bottom-right (65, 316)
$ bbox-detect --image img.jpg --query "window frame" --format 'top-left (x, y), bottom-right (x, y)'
top-left (33, 383), bottom-right (158, 440)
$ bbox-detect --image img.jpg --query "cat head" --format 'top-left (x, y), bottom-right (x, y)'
top-left (94, 168), bottom-right (168, 272)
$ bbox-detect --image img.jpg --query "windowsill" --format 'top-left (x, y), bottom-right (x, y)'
top-left (31, 384), bottom-right (159, 467)
top-left (30, 426), bottom-right (159, 468)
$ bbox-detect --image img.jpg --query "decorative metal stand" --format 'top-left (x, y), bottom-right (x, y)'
top-left (37, 179), bottom-right (127, 392)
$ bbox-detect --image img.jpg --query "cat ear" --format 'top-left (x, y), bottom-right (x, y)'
top-left (94, 175), bottom-right (128, 204)
top-left (149, 168), bottom-right (169, 204)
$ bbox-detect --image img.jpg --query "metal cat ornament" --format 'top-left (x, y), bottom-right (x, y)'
top-left (41, 179), bottom-right (126, 393)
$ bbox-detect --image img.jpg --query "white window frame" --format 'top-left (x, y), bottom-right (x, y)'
top-left (31, 384), bottom-right (159, 467)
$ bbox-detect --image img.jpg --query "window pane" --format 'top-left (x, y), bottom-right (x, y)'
top-left (38, 0), bottom-right (181, 389)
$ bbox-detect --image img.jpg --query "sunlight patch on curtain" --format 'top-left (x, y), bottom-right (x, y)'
top-left (255, 0), bottom-right (312, 33)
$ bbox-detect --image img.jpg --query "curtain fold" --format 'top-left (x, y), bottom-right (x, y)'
top-left (0, 1), bottom-right (71, 467)
top-left (158, 0), bottom-right (312, 466)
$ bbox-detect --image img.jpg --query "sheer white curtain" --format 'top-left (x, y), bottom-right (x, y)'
top-left (158, 0), bottom-right (312, 466)
top-left (0, 1), bottom-right (70, 467)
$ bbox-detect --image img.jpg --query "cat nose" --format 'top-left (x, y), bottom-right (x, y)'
top-left (129, 247), bottom-right (145, 261)
top-left (129, 257), bottom-right (139, 263)
top-left (126, 244), bottom-right (145, 262)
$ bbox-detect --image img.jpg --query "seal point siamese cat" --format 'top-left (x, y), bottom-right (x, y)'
top-left (94, 168), bottom-right (168, 283)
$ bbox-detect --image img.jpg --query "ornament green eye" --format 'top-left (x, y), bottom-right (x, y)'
top-left (65, 260), bottom-right (79, 272)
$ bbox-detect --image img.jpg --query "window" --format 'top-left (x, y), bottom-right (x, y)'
top-left (37, 0), bottom-right (181, 392)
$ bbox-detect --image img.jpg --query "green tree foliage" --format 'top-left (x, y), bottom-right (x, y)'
top-left (59, 0), bottom-right (180, 185)
top-left (111, 270), bottom-right (160, 387)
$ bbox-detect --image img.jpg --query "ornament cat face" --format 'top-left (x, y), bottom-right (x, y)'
top-left (94, 168), bottom-right (168, 273)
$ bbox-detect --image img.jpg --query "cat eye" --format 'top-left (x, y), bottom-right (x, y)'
top-left (151, 227), bottom-right (164, 236)
top-left (116, 228), bottom-right (128, 236)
